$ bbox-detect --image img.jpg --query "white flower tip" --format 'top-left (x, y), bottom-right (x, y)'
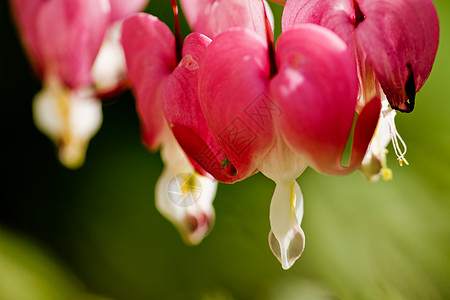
top-left (58, 139), bottom-right (88, 169)
top-left (183, 210), bottom-right (215, 245)
top-left (269, 228), bottom-right (305, 270)
top-left (361, 155), bottom-right (382, 182)
top-left (155, 162), bottom-right (218, 246)
top-left (268, 179), bottom-right (305, 269)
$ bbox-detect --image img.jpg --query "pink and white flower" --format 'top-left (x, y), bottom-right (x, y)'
top-left (10, 0), bottom-right (148, 168)
top-left (282, 0), bottom-right (439, 178)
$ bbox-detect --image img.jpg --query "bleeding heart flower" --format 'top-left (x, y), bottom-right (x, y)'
top-left (168, 3), bottom-right (381, 268)
top-left (10, 0), bottom-right (111, 168)
top-left (282, 0), bottom-right (439, 179)
top-left (121, 8), bottom-right (218, 244)
top-left (10, 0), bottom-right (148, 168)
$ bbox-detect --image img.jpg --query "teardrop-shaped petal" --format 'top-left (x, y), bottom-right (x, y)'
top-left (271, 25), bottom-right (379, 175)
top-left (180, 0), bottom-right (273, 39)
top-left (156, 167), bottom-right (217, 245)
top-left (268, 179), bottom-right (305, 270)
top-left (109, 0), bottom-right (148, 22)
top-left (355, 0), bottom-right (439, 112)
top-left (198, 29), bottom-right (275, 182)
top-left (121, 13), bottom-right (177, 149)
top-left (156, 132), bottom-right (217, 245)
top-left (36, 0), bottom-right (111, 88)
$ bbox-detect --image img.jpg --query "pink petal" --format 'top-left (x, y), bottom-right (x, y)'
top-left (355, 0), bottom-right (439, 112)
top-left (346, 95), bottom-right (382, 173)
top-left (35, 0), bottom-right (111, 88)
top-left (282, 0), bottom-right (356, 48)
top-left (282, 0), bottom-right (440, 112)
top-left (198, 29), bottom-right (275, 182)
top-left (162, 32), bottom-right (225, 179)
top-left (121, 13), bottom-right (177, 149)
top-left (180, 0), bottom-right (272, 39)
top-left (9, 0), bottom-right (46, 76)
top-left (271, 25), bottom-right (379, 175)
top-left (166, 32), bottom-right (243, 181)
top-left (109, 0), bottom-right (148, 22)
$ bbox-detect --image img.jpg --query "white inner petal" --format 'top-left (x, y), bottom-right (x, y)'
top-left (33, 79), bottom-right (102, 168)
top-left (259, 133), bottom-right (308, 182)
top-left (91, 21), bottom-right (126, 93)
top-left (268, 179), bottom-right (305, 270)
top-left (156, 131), bottom-right (218, 245)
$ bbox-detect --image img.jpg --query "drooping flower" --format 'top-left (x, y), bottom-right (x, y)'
top-left (10, 0), bottom-right (149, 168)
top-left (10, 0), bottom-right (110, 168)
top-left (121, 0), bottom-right (278, 244)
top-left (120, 8), bottom-right (218, 244)
top-left (282, 0), bottom-right (439, 179)
top-left (167, 4), bottom-right (381, 268)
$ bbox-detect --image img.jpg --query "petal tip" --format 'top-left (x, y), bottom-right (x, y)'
top-left (268, 228), bottom-right (305, 270)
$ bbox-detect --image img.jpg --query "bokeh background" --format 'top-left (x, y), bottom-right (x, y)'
top-left (2, 0), bottom-right (449, 299)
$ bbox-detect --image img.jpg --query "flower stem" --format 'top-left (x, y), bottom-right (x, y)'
top-left (169, 0), bottom-right (182, 62)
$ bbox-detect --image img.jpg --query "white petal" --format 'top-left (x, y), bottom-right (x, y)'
top-left (91, 21), bottom-right (126, 93)
top-left (269, 179), bottom-right (305, 270)
top-left (155, 132), bottom-right (218, 245)
top-left (160, 130), bottom-right (193, 174)
top-left (259, 135), bottom-right (308, 182)
top-left (33, 79), bottom-right (102, 168)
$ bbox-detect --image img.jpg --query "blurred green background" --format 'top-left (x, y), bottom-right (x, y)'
top-left (1, 0), bottom-right (449, 299)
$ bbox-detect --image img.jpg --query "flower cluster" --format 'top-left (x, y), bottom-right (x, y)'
top-left (10, 0), bottom-right (439, 270)
top-left (10, 0), bottom-right (149, 168)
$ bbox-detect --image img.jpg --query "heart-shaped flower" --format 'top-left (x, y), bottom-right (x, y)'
top-left (282, 0), bottom-right (439, 178)
top-left (167, 5), bottom-right (381, 268)
top-left (121, 10), bottom-right (218, 244)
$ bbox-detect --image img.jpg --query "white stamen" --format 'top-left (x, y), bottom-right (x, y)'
top-left (383, 107), bottom-right (409, 166)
